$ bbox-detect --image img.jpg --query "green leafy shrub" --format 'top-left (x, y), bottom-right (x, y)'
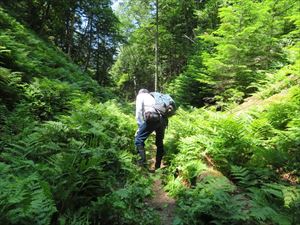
top-left (0, 101), bottom-right (38, 143)
top-left (0, 7), bottom-right (109, 101)
top-left (164, 85), bottom-right (299, 225)
top-left (249, 87), bottom-right (300, 171)
top-left (24, 78), bottom-right (76, 120)
top-left (0, 167), bottom-right (57, 225)
top-left (0, 99), bottom-right (157, 225)
top-left (174, 174), bottom-right (292, 225)
top-left (88, 177), bottom-right (159, 225)
top-left (206, 115), bottom-right (254, 173)
top-left (165, 109), bottom-right (255, 174)
top-left (0, 66), bottom-right (23, 109)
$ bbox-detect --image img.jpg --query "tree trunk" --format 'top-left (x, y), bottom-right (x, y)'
top-left (39, 1), bottom-right (51, 33)
top-left (84, 17), bottom-right (94, 72)
top-left (155, 0), bottom-right (159, 92)
top-left (65, 3), bottom-right (76, 56)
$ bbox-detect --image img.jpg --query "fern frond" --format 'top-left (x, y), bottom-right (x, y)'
top-left (282, 186), bottom-right (300, 208)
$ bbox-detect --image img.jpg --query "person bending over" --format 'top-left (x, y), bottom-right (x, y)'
top-left (134, 88), bottom-right (167, 169)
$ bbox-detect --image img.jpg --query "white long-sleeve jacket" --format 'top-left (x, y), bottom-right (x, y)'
top-left (135, 92), bottom-right (156, 127)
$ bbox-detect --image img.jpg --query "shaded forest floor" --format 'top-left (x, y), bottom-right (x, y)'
top-left (149, 178), bottom-right (176, 225)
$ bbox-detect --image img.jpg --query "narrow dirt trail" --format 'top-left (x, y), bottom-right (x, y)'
top-left (146, 146), bottom-right (176, 224)
top-left (149, 176), bottom-right (176, 225)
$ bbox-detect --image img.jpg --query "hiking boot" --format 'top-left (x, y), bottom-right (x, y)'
top-left (155, 155), bottom-right (163, 170)
top-left (137, 146), bottom-right (146, 167)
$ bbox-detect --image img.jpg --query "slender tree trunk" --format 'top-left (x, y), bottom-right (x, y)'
top-left (39, 1), bottom-right (51, 33)
top-left (65, 3), bottom-right (76, 55)
top-left (134, 75), bottom-right (137, 96)
top-left (67, 7), bottom-right (75, 55)
top-left (155, 0), bottom-right (159, 92)
top-left (95, 48), bottom-right (108, 86)
top-left (28, 0), bottom-right (40, 30)
top-left (95, 53), bottom-right (100, 83)
top-left (84, 17), bottom-right (94, 71)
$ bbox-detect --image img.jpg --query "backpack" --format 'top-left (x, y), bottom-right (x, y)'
top-left (150, 92), bottom-right (176, 117)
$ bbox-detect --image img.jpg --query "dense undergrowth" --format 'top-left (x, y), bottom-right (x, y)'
top-left (1, 3), bottom-right (300, 225)
top-left (163, 83), bottom-right (300, 224)
top-left (0, 99), bottom-right (158, 225)
top-left (0, 7), bottom-right (158, 225)
top-left (161, 9), bottom-right (300, 224)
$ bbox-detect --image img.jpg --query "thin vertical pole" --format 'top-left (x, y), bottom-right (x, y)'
top-left (155, 0), bottom-right (158, 92)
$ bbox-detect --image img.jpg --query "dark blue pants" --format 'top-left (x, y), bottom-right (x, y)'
top-left (135, 119), bottom-right (166, 167)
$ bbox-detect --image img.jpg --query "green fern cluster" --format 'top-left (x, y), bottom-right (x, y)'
top-left (0, 7), bottom-right (111, 106)
top-left (163, 86), bottom-right (299, 224)
top-left (0, 99), bottom-right (159, 224)
top-left (23, 78), bottom-right (76, 121)
top-left (0, 165), bottom-right (57, 225)
top-left (0, 7), bottom-right (159, 224)
top-left (173, 169), bottom-right (297, 225)
top-left (249, 86), bottom-right (300, 171)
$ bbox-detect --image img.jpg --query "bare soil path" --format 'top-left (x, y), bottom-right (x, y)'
top-left (148, 176), bottom-right (176, 225)
top-left (146, 146), bottom-right (176, 225)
